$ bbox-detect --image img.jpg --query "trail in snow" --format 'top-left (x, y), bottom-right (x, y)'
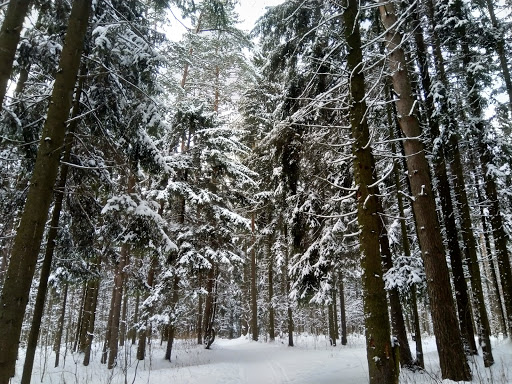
top-left (13, 334), bottom-right (512, 383)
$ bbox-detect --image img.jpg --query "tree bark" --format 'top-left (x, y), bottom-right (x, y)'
top-left (0, 0), bottom-right (31, 108)
top-left (0, 1), bottom-right (92, 380)
top-left (343, 1), bottom-right (397, 382)
top-left (450, 0), bottom-right (512, 338)
top-left (53, 283), bottom-right (68, 368)
top-left (338, 275), bottom-right (347, 346)
top-left (165, 275), bottom-right (180, 361)
top-left (107, 240), bottom-right (131, 368)
top-left (412, 4), bottom-right (477, 354)
top-left (83, 278), bottom-right (100, 366)
top-left (378, 1), bottom-right (471, 380)
top-left (250, 213), bottom-right (258, 341)
top-left (268, 240), bottom-right (275, 342)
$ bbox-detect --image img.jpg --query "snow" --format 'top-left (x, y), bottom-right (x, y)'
top-left (14, 334), bottom-right (512, 384)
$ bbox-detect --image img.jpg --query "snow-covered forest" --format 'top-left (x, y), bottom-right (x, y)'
top-left (0, 0), bottom-right (511, 383)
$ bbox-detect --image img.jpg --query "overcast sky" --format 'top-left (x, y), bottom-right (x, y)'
top-left (235, 0), bottom-right (286, 32)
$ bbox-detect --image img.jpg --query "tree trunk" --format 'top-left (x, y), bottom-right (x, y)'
top-left (343, 1), bottom-right (397, 382)
top-left (130, 292), bottom-right (140, 345)
top-left (268, 242), bottom-right (275, 342)
top-left (0, 1), bottom-right (92, 380)
top-left (119, 286), bottom-right (128, 347)
top-left (450, 0), bottom-right (512, 338)
top-left (327, 304), bottom-right (336, 346)
top-left (73, 282), bottom-right (87, 352)
top-left (20, 65), bottom-right (85, 384)
top-left (53, 283), bottom-right (68, 368)
top-left (83, 278), bottom-right (100, 366)
top-left (197, 287), bottom-right (204, 344)
top-left (250, 214), bottom-right (258, 341)
top-left (412, 4), bottom-right (477, 354)
top-left (0, 0), bottom-right (31, 108)
top-left (378, 1), bottom-right (471, 380)
top-left (380, 218), bottom-right (414, 368)
top-left (386, 83), bottom-right (424, 369)
top-left (338, 276), bottom-right (348, 346)
top-left (165, 275), bottom-right (180, 361)
top-left (107, 242), bottom-right (130, 369)
top-left (203, 263), bottom-right (216, 349)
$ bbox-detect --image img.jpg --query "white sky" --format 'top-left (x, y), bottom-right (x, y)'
top-left (235, 0), bottom-right (286, 33)
top-left (167, 0), bottom-right (285, 37)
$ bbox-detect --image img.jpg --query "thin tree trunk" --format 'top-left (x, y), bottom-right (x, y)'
top-left (83, 278), bottom-right (100, 366)
top-left (386, 82), bottom-right (424, 369)
top-left (268, 240), bottom-right (275, 342)
top-left (197, 286), bottom-right (204, 344)
top-left (380, 217), bottom-right (414, 368)
top-left (378, 1), bottom-right (470, 380)
top-left (250, 213), bottom-right (258, 341)
top-left (332, 279), bottom-right (339, 341)
top-left (328, 304), bottom-right (336, 346)
top-left (73, 282), bottom-right (87, 352)
top-left (101, 284), bottom-right (116, 364)
top-left (0, 0), bottom-right (31, 108)
top-left (119, 286), bottom-right (128, 347)
top-left (165, 276), bottom-right (180, 361)
top-left (107, 242), bottom-right (130, 369)
top-left (203, 264), bottom-right (216, 349)
top-left (338, 275), bottom-right (348, 346)
top-left (130, 292), bottom-right (140, 345)
top-left (478, 196), bottom-right (507, 337)
top-left (0, 2), bottom-right (92, 380)
top-left (53, 283), bottom-right (68, 368)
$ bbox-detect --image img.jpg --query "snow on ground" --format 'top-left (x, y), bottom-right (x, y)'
top-left (14, 334), bottom-right (512, 383)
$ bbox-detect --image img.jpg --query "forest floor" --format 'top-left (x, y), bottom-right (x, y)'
top-left (15, 333), bottom-right (511, 384)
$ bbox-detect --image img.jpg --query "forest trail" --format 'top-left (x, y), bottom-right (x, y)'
top-left (15, 335), bottom-right (511, 384)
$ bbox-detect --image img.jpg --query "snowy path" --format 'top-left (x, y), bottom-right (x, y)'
top-left (162, 337), bottom-right (369, 384)
top-left (14, 334), bottom-right (512, 383)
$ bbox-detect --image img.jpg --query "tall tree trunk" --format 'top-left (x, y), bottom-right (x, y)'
top-left (0, 2), bottom-right (92, 380)
top-left (20, 66), bottom-right (85, 384)
top-left (343, 1), bottom-right (397, 382)
top-left (268, 240), bottom-right (275, 342)
top-left (73, 282), bottom-right (87, 352)
top-left (250, 213), bottom-right (258, 341)
top-left (83, 278), bottom-right (100, 366)
top-left (119, 286), bottom-right (128, 347)
top-left (0, 0), bottom-right (31, 108)
top-left (386, 83), bottom-right (424, 369)
top-left (338, 275), bottom-right (348, 346)
top-left (107, 241), bottom-right (131, 369)
top-left (378, 1), bottom-right (471, 380)
top-left (53, 283), bottom-right (68, 368)
top-left (203, 263), bottom-right (216, 349)
top-left (328, 304), bottom-right (336, 346)
top-left (412, 4), bottom-right (477, 354)
top-left (379, 217), bottom-right (414, 368)
top-left (165, 275), bottom-right (180, 361)
top-left (197, 285), bottom-right (204, 344)
top-left (136, 256), bottom-right (157, 360)
top-left (130, 292), bottom-right (140, 345)
top-left (450, 0), bottom-right (512, 337)
top-left (332, 279), bottom-right (339, 341)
